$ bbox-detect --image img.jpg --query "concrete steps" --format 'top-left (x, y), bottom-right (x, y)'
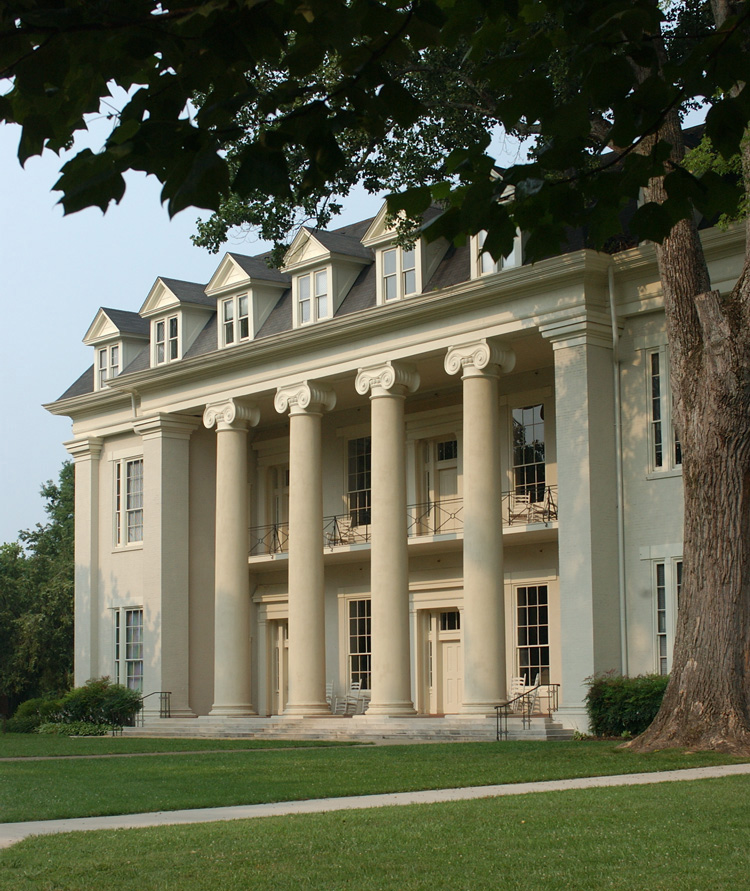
top-left (124, 714), bottom-right (573, 743)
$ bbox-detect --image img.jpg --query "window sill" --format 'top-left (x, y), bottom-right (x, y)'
top-left (112, 544), bottom-right (144, 554)
top-left (646, 468), bottom-right (683, 481)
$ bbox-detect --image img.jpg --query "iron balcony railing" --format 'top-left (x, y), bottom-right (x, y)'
top-left (247, 486), bottom-right (558, 555)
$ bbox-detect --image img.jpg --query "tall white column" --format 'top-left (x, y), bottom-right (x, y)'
top-left (355, 362), bottom-right (419, 716)
top-left (203, 399), bottom-right (260, 716)
top-left (445, 340), bottom-right (515, 713)
top-left (274, 382), bottom-right (336, 715)
top-left (65, 437), bottom-right (103, 687)
top-left (134, 413), bottom-right (199, 716)
top-left (540, 315), bottom-right (619, 726)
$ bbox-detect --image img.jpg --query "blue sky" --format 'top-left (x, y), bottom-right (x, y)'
top-left (0, 121), bottom-right (382, 544)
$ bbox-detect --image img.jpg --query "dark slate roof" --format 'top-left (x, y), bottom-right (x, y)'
top-left (256, 289), bottom-right (293, 339)
top-left (101, 308), bottom-right (149, 337)
top-left (306, 228), bottom-right (374, 262)
top-left (183, 315), bottom-right (218, 358)
top-left (336, 263), bottom-right (377, 316)
top-left (122, 346), bottom-right (150, 375)
top-left (425, 244), bottom-right (471, 292)
top-left (159, 277), bottom-right (213, 307)
top-left (57, 365), bottom-right (94, 401)
top-left (228, 254), bottom-right (291, 284)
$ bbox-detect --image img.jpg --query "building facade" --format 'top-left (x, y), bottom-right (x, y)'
top-left (46, 205), bottom-right (745, 729)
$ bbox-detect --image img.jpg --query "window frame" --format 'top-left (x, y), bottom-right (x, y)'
top-left (153, 314), bottom-right (179, 365)
top-left (220, 293), bottom-right (250, 347)
top-left (347, 598), bottom-right (372, 690)
top-left (473, 229), bottom-right (523, 278)
top-left (515, 583), bottom-right (550, 685)
top-left (654, 558), bottom-right (682, 675)
top-left (114, 457), bottom-right (144, 548)
top-left (377, 244), bottom-right (420, 304)
top-left (511, 403), bottom-right (546, 503)
top-left (647, 347), bottom-right (682, 473)
top-left (294, 267), bottom-right (331, 327)
top-left (96, 343), bottom-right (121, 389)
top-left (113, 607), bottom-right (144, 691)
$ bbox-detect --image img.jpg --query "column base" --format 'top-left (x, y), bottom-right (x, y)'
top-left (283, 702), bottom-right (331, 716)
top-left (209, 704), bottom-right (257, 716)
top-left (365, 701), bottom-right (416, 716)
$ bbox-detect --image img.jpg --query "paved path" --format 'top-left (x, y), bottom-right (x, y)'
top-left (2, 762), bottom-right (749, 850)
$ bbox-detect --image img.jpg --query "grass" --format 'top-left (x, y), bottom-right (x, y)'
top-left (2, 775), bottom-right (749, 890)
top-left (2, 738), bottom-right (745, 823)
top-left (0, 732), bottom-right (353, 759)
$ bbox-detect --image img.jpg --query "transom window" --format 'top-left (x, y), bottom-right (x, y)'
top-left (517, 584), bottom-right (549, 685)
top-left (115, 458), bottom-right (144, 546)
top-left (348, 599), bottom-right (371, 689)
top-left (382, 246), bottom-right (417, 302)
top-left (477, 229), bottom-right (521, 275)
top-left (222, 294), bottom-right (249, 345)
top-left (439, 610), bottom-right (461, 632)
top-left (297, 269), bottom-right (329, 325)
top-left (97, 344), bottom-right (120, 389)
top-left (154, 315), bottom-right (178, 364)
top-left (649, 350), bottom-right (681, 471)
top-left (347, 436), bottom-right (371, 526)
top-left (512, 404), bottom-right (546, 502)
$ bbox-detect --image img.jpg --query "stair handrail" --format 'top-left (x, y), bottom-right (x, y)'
top-left (494, 682), bottom-right (561, 740)
top-left (135, 690), bottom-right (172, 726)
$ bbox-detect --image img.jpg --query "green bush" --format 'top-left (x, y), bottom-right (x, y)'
top-left (58, 677), bottom-right (142, 727)
top-left (5, 697), bottom-right (63, 733)
top-left (36, 721), bottom-right (111, 736)
top-left (585, 673), bottom-right (669, 738)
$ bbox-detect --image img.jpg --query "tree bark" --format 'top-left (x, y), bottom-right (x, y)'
top-left (625, 23), bottom-right (750, 751)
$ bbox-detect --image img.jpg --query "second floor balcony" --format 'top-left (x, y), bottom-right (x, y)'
top-left (248, 486), bottom-right (557, 558)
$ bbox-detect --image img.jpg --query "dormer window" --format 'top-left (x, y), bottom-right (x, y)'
top-left (475, 230), bottom-right (522, 276)
top-left (97, 344), bottom-right (120, 389)
top-left (382, 246), bottom-right (417, 301)
top-left (154, 316), bottom-right (179, 364)
top-left (297, 269), bottom-right (329, 326)
top-left (222, 295), bottom-right (250, 346)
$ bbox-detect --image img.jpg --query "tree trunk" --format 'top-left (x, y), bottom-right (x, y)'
top-left (625, 98), bottom-right (750, 752)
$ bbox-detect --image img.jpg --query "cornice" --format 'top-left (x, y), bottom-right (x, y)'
top-left (538, 308), bottom-right (614, 349)
top-left (64, 436), bottom-right (103, 460)
top-left (133, 412), bottom-right (201, 440)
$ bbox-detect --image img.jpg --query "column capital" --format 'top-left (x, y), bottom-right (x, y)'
top-left (64, 437), bottom-right (103, 460)
top-left (203, 399), bottom-right (260, 431)
top-left (274, 381), bottom-right (336, 416)
top-left (134, 412), bottom-right (201, 440)
top-left (444, 339), bottom-right (515, 378)
top-left (355, 361), bottom-right (419, 398)
top-left (538, 310), bottom-right (613, 349)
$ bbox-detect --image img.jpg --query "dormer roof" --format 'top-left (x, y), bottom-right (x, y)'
top-left (83, 307), bottom-right (149, 345)
top-left (205, 252), bottom-right (290, 297)
top-left (362, 203), bottom-right (442, 247)
top-left (139, 277), bottom-right (212, 316)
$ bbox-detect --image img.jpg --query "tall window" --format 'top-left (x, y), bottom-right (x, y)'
top-left (655, 559), bottom-right (682, 675)
top-left (222, 294), bottom-right (249, 345)
top-left (382, 246), bottom-right (417, 302)
top-left (512, 404), bottom-right (545, 502)
top-left (115, 458), bottom-right (144, 546)
top-left (114, 607), bottom-right (143, 691)
top-left (297, 269), bottom-right (329, 325)
top-left (97, 344), bottom-right (120, 388)
top-left (154, 315), bottom-right (179, 364)
top-left (517, 585), bottom-right (549, 684)
top-left (649, 350), bottom-right (681, 471)
top-left (348, 599), bottom-right (371, 689)
top-left (477, 229), bottom-right (521, 274)
top-left (347, 436), bottom-right (371, 526)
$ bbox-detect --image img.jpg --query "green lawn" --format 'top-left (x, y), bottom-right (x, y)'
top-left (2, 775), bottom-right (748, 890)
top-left (0, 732), bottom-right (352, 758)
top-left (1, 739), bottom-right (744, 823)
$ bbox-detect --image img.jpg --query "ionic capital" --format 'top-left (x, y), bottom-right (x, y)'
top-left (444, 339), bottom-right (516, 378)
top-left (355, 361), bottom-right (420, 398)
top-left (203, 399), bottom-right (260, 431)
top-left (64, 437), bottom-right (103, 461)
top-left (274, 381), bottom-right (336, 416)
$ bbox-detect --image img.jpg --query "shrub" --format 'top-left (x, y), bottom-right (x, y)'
top-left (585, 673), bottom-right (669, 738)
top-left (58, 677), bottom-right (142, 727)
top-left (5, 697), bottom-right (63, 733)
top-left (36, 721), bottom-right (111, 736)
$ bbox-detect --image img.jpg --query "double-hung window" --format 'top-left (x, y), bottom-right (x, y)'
top-left (655, 559), bottom-right (682, 675)
top-left (348, 598), bottom-right (371, 689)
top-left (114, 608), bottom-right (144, 690)
top-left (476, 229), bottom-right (522, 275)
top-left (97, 344), bottom-right (120, 388)
top-left (155, 315), bottom-right (179, 364)
top-left (512, 404), bottom-right (546, 503)
top-left (221, 294), bottom-right (249, 345)
top-left (347, 436), bottom-right (371, 526)
top-left (516, 584), bottom-right (550, 685)
top-left (297, 269), bottom-right (329, 325)
top-left (648, 349), bottom-right (682, 472)
top-left (382, 246), bottom-right (417, 302)
top-left (115, 458), bottom-right (144, 546)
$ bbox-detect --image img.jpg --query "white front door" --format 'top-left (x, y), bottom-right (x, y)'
top-left (441, 640), bottom-right (463, 714)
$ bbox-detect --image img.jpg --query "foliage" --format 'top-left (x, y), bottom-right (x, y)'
top-left (0, 462), bottom-right (74, 713)
top-left (585, 673), bottom-right (670, 738)
top-left (35, 721), bottom-right (111, 736)
top-left (4, 696), bottom-right (63, 733)
top-left (685, 135), bottom-right (748, 226)
top-left (57, 677), bottom-right (142, 727)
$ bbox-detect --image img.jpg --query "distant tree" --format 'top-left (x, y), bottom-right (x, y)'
top-left (0, 463), bottom-right (74, 713)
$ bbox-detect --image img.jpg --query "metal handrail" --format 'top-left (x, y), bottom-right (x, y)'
top-left (249, 523), bottom-right (289, 556)
top-left (323, 513), bottom-right (371, 548)
top-left (406, 498), bottom-right (464, 537)
top-left (495, 683), bottom-right (561, 740)
top-left (135, 690), bottom-right (172, 726)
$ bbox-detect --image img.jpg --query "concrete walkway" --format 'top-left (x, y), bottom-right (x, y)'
top-left (3, 762), bottom-right (749, 850)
